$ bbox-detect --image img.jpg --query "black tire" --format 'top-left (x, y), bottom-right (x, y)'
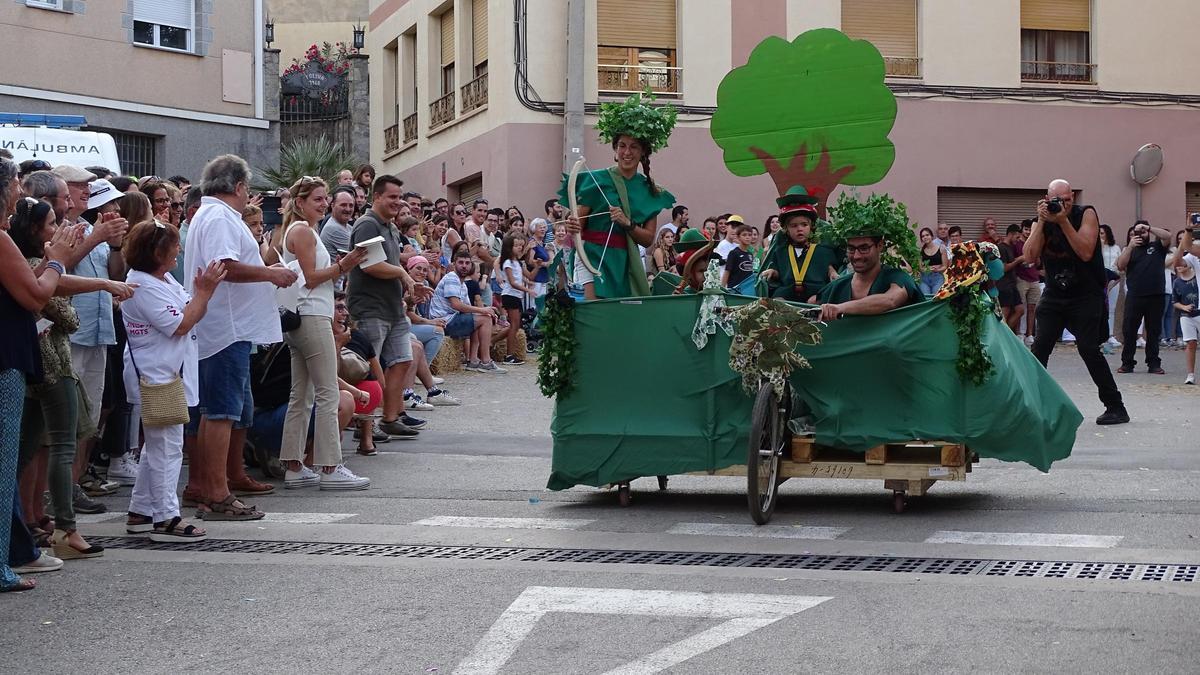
top-left (892, 492), bottom-right (907, 514)
top-left (617, 482), bottom-right (632, 507)
top-left (747, 382), bottom-right (786, 525)
top-left (657, 475), bottom-right (669, 491)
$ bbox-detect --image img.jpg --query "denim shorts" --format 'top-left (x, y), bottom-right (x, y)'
top-left (197, 341), bottom-right (254, 429)
top-left (357, 317), bottom-right (413, 369)
top-left (445, 312), bottom-right (476, 339)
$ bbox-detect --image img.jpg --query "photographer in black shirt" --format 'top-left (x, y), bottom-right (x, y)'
top-left (1024, 179), bottom-right (1128, 425)
top-left (1115, 219), bottom-right (1172, 374)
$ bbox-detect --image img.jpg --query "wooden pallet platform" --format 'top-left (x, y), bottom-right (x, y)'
top-left (791, 436), bottom-right (969, 468)
top-left (695, 461), bottom-right (968, 483)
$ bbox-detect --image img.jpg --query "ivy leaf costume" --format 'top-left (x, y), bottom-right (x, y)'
top-left (557, 167), bottom-right (676, 299)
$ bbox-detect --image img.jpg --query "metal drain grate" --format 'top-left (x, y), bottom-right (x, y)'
top-left (89, 536), bottom-right (1199, 584)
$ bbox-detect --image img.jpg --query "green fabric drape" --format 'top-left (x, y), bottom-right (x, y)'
top-left (547, 294), bottom-right (1080, 490)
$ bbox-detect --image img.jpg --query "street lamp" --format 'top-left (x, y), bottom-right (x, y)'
top-left (352, 22), bottom-right (365, 50)
top-left (265, 18), bottom-right (274, 47)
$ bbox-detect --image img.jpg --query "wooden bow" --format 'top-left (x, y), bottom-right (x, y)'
top-left (567, 157), bottom-right (602, 278)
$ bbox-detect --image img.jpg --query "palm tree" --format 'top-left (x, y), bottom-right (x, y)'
top-left (254, 137), bottom-right (355, 192)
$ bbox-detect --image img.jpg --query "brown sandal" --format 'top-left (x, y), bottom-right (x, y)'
top-left (196, 495), bottom-right (264, 521)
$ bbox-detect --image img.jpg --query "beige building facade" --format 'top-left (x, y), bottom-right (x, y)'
top-left (369, 0), bottom-right (1200, 237)
top-left (0, 0), bottom-right (276, 179)
top-left (268, 0), bottom-right (369, 73)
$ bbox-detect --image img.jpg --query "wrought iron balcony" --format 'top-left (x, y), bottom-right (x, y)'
top-left (1021, 60), bottom-right (1096, 84)
top-left (384, 123), bottom-right (399, 153)
top-left (430, 91), bottom-right (455, 129)
top-left (402, 113), bottom-right (418, 144)
top-left (461, 74), bottom-right (488, 113)
top-left (598, 64), bottom-right (681, 96)
top-left (884, 57), bottom-right (921, 79)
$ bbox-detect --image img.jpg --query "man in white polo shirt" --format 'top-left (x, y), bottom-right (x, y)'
top-left (183, 154), bottom-right (297, 520)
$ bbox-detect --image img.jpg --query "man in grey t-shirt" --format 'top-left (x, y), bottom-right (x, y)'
top-left (348, 176), bottom-right (431, 437)
top-left (320, 187), bottom-right (357, 257)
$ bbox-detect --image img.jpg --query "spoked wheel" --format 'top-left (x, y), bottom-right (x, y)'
top-left (617, 482), bottom-right (632, 507)
top-left (747, 382), bottom-right (788, 525)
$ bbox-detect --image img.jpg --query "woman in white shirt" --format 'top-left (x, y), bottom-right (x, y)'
top-left (1099, 224), bottom-right (1122, 348)
top-left (277, 176), bottom-right (369, 491)
top-left (122, 221), bottom-right (225, 542)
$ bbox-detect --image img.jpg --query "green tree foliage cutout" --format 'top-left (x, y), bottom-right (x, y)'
top-left (710, 29), bottom-right (898, 215)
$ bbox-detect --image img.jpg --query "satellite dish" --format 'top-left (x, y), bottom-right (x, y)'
top-left (1130, 143), bottom-right (1163, 185)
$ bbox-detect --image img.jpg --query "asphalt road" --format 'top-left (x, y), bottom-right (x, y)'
top-left (3, 345), bottom-right (1198, 673)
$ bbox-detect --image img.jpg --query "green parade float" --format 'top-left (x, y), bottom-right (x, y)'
top-left (541, 29), bottom-right (1082, 521)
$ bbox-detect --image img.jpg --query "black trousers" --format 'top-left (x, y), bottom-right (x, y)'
top-left (1121, 293), bottom-right (1166, 370)
top-left (1032, 292), bottom-right (1124, 410)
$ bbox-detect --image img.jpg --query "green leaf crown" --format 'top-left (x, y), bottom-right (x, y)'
top-left (596, 90), bottom-right (678, 153)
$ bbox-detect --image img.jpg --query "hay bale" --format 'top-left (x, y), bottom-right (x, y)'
top-left (430, 339), bottom-right (464, 375)
top-left (491, 329), bottom-right (527, 362)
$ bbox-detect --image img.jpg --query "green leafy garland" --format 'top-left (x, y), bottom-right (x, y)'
top-left (822, 191), bottom-right (924, 277)
top-left (537, 288), bottom-right (578, 399)
top-left (947, 289), bottom-right (995, 385)
top-left (596, 89), bottom-right (679, 153)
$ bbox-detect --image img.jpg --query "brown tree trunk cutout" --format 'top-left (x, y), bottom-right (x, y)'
top-left (749, 144), bottom-right (855, 218)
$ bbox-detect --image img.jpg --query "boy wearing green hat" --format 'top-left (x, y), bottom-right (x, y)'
top-left (758, 186), bottom-right (844, 302)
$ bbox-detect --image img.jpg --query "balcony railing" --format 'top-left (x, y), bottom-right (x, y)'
top-left (429, 91), bottom-right (455, 130)
top-left (598, 64), bottom-right (681, 96)
top-left (461, 74), bottom-right (488, 113)
top-left (402, 112), bottom-right (418, 144)
top-left (384, 123), bottom-right (399, 153)
top-left (884, 57), bottom-right (922, 79)
top-left (1021, 60), bottom-right (1096, 84)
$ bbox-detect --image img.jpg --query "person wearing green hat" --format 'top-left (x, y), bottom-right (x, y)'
top-left (561, 92), bottom-right (677, 300)
top-left (671, 228), bottom-right (716, 294)
top-left (757, 186), bottom-right (844, 302)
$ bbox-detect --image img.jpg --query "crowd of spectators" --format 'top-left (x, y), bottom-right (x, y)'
top-left (0, 151), bottom-right (571, 592)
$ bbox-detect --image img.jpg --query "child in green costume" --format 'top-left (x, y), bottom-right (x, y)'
top-left (561, 93), bottom-right (677, 300)
top-left (758, 186), bottom-right (845, 302)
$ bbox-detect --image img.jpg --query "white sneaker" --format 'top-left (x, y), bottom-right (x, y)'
top-left (1107, 337), bottom-right (1121, 347)
top-left (426, 389), bottom-right (461, 406)
top-left (12, 552), bottom-right (63, 574)
top-left (406, 395), bottom-right (434, 411)
top-left (284, 465), bottom-right (320, 489)
top-left (107, 455), bottom-right (139, 486)
top-left (319, 465), bottom-right (370, 491)
top-left (1023, 336), bottom-right (1034, 346)
top-left (1186, 373), bottom-right (1195, 385)
top-left (1136, 337), bottom-right (1146, 347)
top-left (431, 376), bottom-right (445, 385)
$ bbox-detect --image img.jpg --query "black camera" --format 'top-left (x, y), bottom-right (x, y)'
top-left (1046, 197), bottom-right (1064, 214)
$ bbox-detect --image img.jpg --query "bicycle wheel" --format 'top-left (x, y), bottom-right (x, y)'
top-left (747, 382), bottom-right (786, 524)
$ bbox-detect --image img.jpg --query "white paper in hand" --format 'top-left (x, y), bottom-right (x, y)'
top-left (274, 260), bottom-right (307, 310)
top-left (356, 236), bottom-right (386, 268)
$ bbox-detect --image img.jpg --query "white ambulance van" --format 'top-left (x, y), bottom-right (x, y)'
top-left (0, 124), bottom-right (121, 174)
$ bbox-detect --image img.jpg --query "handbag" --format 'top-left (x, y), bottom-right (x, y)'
top-left (338, 347), bottom-right (370, 383)
top-left (128, 346), bottom-right (189, 427)
top-left (275, 248), bottom-right (304, 333)
top-left (279, 306), bottom-right (301, 332)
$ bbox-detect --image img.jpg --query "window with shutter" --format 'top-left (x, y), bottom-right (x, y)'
top-left (841, 0), bottom-right (919, 78)
top-left (132, 0), bottom-right (194, 52)
top-left (472, 0), bottom-right (488, 69)
top-left (1020, 0), bottom-right (1093, 83)
top-left (937, 187), bottom-right (1050, 241)
top-left (440, 9), bottom-right (455, 66)
top-left (597, 0), bottom-right (679, 96)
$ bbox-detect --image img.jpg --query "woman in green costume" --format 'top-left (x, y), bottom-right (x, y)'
top-left (561, 93), bottom-right (677, 300)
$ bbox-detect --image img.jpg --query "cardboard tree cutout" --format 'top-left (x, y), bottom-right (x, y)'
top-left (710, 29), bottom-right (898, 216)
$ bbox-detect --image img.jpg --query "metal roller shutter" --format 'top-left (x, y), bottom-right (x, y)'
top-left (1021, 0), bottom-right (1090, 32)
top-left (440, 9), bottom-right (455, 66)
top-left (472, 0), bottom-right (488, 66)
top-left (458, 176), bottom-right (483, 206)
top-left (936, 188), bottom-right (1046, 240)
top-left (598, 0), bottom-right (676, 49)
top-left (132, 0), bottom-right (193, 29)
top-left (1186, 183), bottom-right (1200, 217)
top-left (841, 0), bottom-right (917, 58)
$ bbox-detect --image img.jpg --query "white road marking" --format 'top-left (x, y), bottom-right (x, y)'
top-left (413, 516), bottom-right (594, 530)
top-left (667, 522), bottom-right (848, 540)
top-left (454, 586), bottom-right (831, 675)
top-left (925, 530), bottom-right (1123, 548)
top-left (258, 512), bottom-right (357, 524)
top-left (75, 513), bottom-right (122, 524)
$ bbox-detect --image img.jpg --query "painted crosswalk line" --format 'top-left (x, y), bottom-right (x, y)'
top-left (667, 522), bottom-right (849, 540)
top-left (413, 516), bottom-right (595, 530)
top-left (258, 512), bottom-right (358, 524)
top-left (924, 530), bottom-right (1123, 548)
top-left (454, 586), bottom-right (831, 674)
